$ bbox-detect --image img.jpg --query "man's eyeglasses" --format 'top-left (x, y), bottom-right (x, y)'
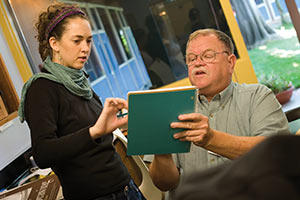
top-left (186, 50), bottom-right (229, 66)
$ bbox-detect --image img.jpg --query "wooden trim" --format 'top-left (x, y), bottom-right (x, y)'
top-left (285, 0), bottom-right (300, 42)
top-left (0, 95), bottom-right (8, 120)
top-left (0, 111), bottom-right (17, 126)
top-left (0, 0), bottom-right (32, 82)
top-left (0, 54), bottom-right (19, 113)
top-left (159, 77), bottom-right (191, 89)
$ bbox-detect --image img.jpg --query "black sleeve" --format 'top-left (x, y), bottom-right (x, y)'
top-left (25, 79), bottom-right (98, 168)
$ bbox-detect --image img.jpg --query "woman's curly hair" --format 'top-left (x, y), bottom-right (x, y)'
top-left (35, 3), bottom-right (88, 61)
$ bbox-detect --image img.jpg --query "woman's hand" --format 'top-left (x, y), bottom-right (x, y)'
top-left (89, 98), bottom-right (128, 139)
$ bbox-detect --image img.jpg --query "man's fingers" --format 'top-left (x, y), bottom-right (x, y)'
top-left (178, 113), bottom-right (203, 121)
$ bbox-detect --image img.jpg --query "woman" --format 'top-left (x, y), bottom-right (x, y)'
top-left (18, 3), bottom-right (145, 200)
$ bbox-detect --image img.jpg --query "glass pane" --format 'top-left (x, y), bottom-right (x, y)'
top-left (254, 0), bottom-right (264, 5)
top-left (149, 2), bottom-right (189, 80)
top-left (110, 9), bottom-right (132, 60)
top-left (141, 0), bottom-right (239, 81)
top-left (259, 6), bottom-right (271, 21)
top-left (85, 45), bottom-right (105, 82)
top-left (90, 8), bottom-right (102, 30)
top-left (118, 11), bottom-right (127, 27)
top-left (97, 7), bottom-right (124, 65)
top-left (150, 0), bottom-right (238, 57)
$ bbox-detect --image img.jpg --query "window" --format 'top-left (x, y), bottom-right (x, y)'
top-left (149, 0), bottom-right (238, 58)
top-left (98, 7), bottom-right (125, 65)
top-left (110, 9), bottom-right (132, 60)
top-left (84, 45), bottom-right (105, 82)
top-left (90, 8), bottom-right (103, 30)
top-left (117, 11), bottom-right (127, 27)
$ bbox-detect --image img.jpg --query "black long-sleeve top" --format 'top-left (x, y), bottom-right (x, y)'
top-left (24, 78), bottom-right (130, 200)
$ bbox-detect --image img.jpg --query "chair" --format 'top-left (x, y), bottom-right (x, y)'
top-left (113, 129), bottom-right (164, 200)
top-left (285, 106), bottom-right (300, 122)
top-left (285, 107), bottom-right (300, 134)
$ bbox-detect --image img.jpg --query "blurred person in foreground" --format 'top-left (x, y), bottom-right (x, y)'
top-left (173, 134), bottom-right (300, 200)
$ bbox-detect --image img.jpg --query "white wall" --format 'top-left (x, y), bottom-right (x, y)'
top-left (0, 25), bottom-right (31, 171)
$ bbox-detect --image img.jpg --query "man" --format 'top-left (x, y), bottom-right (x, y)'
top-left (149, 29), bottom-right (290, 195)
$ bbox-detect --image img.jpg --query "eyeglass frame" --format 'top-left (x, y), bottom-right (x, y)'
top-left (185, 50), bottom-right (230, 66)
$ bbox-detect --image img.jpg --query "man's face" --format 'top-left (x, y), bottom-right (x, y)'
top-left (186, 34), bottom-right (236, 99)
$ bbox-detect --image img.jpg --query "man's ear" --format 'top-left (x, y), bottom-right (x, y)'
top-left (49, 36), bottom-right (59, 52)
top-left (228, 54), bottom-right (236, 74)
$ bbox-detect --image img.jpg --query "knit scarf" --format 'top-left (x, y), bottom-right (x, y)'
top-left (18, 56), bottom-right (93, 122)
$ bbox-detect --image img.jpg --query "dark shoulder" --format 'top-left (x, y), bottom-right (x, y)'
top-left (27, 78), bottom-right (65, 100)
top-left (29, 78), bottom-right (63, 91)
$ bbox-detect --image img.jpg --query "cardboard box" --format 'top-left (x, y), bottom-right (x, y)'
top-left (0, 174), bottom-right (62, 200)
top-left (0, 95), bottom-right (8, 120)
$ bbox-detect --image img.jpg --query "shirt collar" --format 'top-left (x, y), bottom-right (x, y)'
top-left (198, 81), bottom-right (233, 105)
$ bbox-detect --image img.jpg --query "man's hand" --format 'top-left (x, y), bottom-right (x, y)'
top-left (171, 113), bottom-right (213, 147)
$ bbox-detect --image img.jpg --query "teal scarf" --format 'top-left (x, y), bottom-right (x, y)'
top-left (18, 56), bottom-right (93, 122)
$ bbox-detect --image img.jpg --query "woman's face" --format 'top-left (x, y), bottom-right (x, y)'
top-left (51, 17), bottom-right (92, 69)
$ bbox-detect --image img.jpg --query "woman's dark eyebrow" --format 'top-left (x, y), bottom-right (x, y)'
top-left (72, 35), bottom-right (93, 39)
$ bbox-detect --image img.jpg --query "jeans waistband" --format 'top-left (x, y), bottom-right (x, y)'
top-left (93, 179), bottom-right (137, 200)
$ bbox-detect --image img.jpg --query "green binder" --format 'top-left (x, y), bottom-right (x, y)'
top-left (127, 86), bottom-right (196, 155)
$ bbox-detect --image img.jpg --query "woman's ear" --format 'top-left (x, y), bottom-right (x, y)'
top-left (49, 36), bottom-right (59, 52)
